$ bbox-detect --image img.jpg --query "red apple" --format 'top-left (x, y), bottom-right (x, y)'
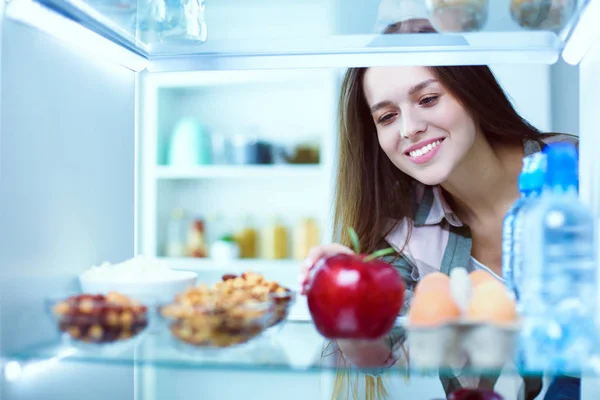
top-left (305, 253), bottom-right (405, 339)
top-left (447, 389), bottom-right (504, 400)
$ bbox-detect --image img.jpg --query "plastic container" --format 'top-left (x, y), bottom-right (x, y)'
top-left (406, 323), bottom-right (461, 369)
top-left (425, 0), bottom-right (489, 32)
top-left (510, 0), bottom-right (576, 30)
top-left (168, 117), bottom-right (212, 166)
top-left (520, 143), bottom-right (597, 372)
top-left (502, 153), bottom-right (546, 301)
top-left (47, 292), bottom-right (150, 352)
top-left (405, 319), bottom-right (519, 369)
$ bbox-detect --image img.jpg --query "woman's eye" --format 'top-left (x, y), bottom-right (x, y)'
top-left (420, 96), bottom-right (439, 106)
top-left (378, 113), bottom-right (397, 125)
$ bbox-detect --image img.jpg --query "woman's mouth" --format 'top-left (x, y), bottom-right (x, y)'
top-left (405, 138), bottom-right (445, 165)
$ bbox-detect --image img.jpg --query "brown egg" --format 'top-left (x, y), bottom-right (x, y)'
top-left (409, 289), bottom-right (461, 327)
top-left (469, 270), bottom-right (495, 287)
top-left (466, 280), bottom-right (517, 324)
top-left (414, 272), bottom-right (450, 295)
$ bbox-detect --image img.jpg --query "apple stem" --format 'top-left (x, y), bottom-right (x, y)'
top-left (348, 227), bottom-right (361, 254)
top-left (363, 247), bottom-right (397, 262)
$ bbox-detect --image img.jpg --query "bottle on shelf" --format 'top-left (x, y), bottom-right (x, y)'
top-left (262, 218), bottom-right (288, 260)
top-left (293, 217), bottom-right (320, 260)
top-left (233, 216), bottom-right (258, 258)
top-left (502, 152), bottom-right (545, 301)
top-left (165, 207), bottom-right (188, 257)
top-left (519, 143), bottom-right (598, 372)
top-left (186, 218), bottom-right (208, 258)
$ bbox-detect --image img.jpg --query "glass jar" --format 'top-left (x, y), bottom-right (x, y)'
top-left (136, 0), bottom-right (207, 43)
top-left (510, 0), bottom-right (576, 30)
top-left (161, 0), bottom-right (208, 42)
top-left (425, 0), bottom-right (489, 33)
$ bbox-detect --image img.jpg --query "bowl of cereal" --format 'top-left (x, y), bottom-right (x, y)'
top-left (159, 274), bottom-right (276, 351)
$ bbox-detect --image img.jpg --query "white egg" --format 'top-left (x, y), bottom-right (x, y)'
top-left (449, 267), bottom-right (472, 314)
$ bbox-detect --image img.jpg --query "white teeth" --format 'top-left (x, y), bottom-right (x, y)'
top-left (408, 140), bottom-right (442, 158)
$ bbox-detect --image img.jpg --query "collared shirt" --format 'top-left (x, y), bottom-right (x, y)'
top-left (383, 134), bottom-right (578, 399)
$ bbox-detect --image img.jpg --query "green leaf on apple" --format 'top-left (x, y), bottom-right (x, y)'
top-left (363, 247), bottom-right (397, 262)
top-left (347, 227), bottom-right (396, 261)
top-left (348, 227), bottom-right (361, 254)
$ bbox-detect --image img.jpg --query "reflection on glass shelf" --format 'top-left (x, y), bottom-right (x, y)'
top-left (154, 165), bottom-right (323, 179)
top-left (7, 0), bottom-right (590, 70)
top-left (8, 321), bottom-right (600, 377)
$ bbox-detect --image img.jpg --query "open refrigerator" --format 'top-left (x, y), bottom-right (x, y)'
top-left (1, 0), bottom-right (600, 399)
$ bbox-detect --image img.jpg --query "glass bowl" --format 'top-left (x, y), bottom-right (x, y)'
top-left (266, 290), bottom-right (297, 330)
top-left (158, 295), bottom-right (274, 350)
top-left (426, 0), bottom-right (489, 32)
top-left (46, 292), bottom-right (150, 353)
top-left (510, 0), bottom-right (575, 30)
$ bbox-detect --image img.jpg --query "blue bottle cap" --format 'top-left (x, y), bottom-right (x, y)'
top-left (519, 153), bottom-right (546, 192)
top-left (543, 142), bottom-right (578, 190)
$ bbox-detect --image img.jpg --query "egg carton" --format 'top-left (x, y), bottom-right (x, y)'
top-left (405, 319), bottom-right (520, 370)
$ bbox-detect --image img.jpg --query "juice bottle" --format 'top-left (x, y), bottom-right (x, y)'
top-left (293, 218), bottom-right (320, 260)
top-left (262, 218), bottom-right (288, 259)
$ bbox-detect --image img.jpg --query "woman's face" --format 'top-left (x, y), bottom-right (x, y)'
top-left (363, 66), bottom-right (478, 186)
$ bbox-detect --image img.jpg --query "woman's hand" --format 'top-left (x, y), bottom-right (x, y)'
top-left (299, 243), bottom-right (354, 295)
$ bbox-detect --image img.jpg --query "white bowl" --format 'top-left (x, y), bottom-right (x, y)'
top-left (79, 270), bottom-right (198, 303)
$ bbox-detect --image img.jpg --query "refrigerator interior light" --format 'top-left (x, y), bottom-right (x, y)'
top-left (2, 349), bottom-right (77, 383)
top-left (3, 361), bottom-right (22, 382)
top-left (5, 0), bottom-right (148, 72)
top-left (562, 0), bottom-right (600, 65)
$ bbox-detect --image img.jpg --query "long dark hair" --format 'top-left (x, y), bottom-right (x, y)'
top-left (334, 66), bottom-right (542, 252)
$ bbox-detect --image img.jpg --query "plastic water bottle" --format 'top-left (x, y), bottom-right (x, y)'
top-left (520, 143), bottom-right (597, 373)
top-left (502, 153), bottom-right (546, 300)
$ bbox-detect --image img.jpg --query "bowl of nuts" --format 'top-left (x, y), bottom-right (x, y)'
top-left (159, 273), bottom-right (278, 352)
top-left (48, 292), bottom-right (150, 353)
top-left (217, 272), bottom-right (296, 332)
top-left (267, 289), bottom-right (296, 331)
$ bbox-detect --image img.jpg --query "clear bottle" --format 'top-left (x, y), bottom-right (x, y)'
top-left (520, 143), bottom-right (597, 372)
top-left (502, 157), bottom-right (530, 298)
top-left (165, 208), bottom-right (187, 257)
top-left (503, 152), bottom-right (546, 301)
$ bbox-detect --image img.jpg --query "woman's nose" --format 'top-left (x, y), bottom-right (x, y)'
top-left (400, 111), bottom-right (426, 139)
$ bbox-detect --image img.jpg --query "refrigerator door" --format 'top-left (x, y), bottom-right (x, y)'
top-left (0, 18), bottom-right (136, 400)
top-left (579, 42), bottom-right (600, 400)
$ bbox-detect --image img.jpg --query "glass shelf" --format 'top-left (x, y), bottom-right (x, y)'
top-left (8, 321), bottom-right (600, 378)
top-left (6, 0), bottom-right (591, 71)
top-left (154, 165), bottom-right (323, 180)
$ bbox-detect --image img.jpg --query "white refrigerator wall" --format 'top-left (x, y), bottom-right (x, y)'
top-left (0, 20), bottom-right (136, 400)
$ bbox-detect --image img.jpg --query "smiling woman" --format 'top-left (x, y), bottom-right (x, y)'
top-left (296, 1), bottom-right (579, 400)
top-left (334, 65), bottom-right (542, 253)
top-left (300, 50), bottom-right (578, 400)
